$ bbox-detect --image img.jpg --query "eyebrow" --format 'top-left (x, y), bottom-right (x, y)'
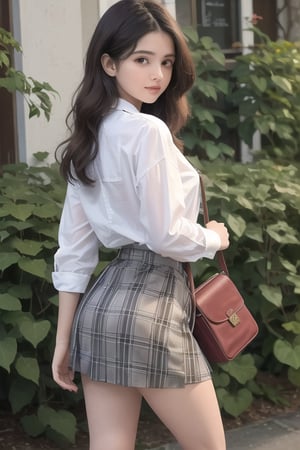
top-left (132, 50), bottom-right (175, 58)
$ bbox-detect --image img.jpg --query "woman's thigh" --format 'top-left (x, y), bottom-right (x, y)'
top-left (82, 375), bottom-right (142, 450)
top-left (139, 380), bottom-right (226, 450)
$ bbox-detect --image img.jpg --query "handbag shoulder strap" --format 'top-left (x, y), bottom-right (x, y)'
top-left (199, 173), bottom-right (229, 276)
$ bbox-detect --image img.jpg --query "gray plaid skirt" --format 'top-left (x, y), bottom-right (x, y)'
top-left (70, 244), bottom-right (211, 388)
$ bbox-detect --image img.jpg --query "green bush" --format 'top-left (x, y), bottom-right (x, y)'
top-left (189, 156), bottom-right (300, 413)
top-left (227, 27), bottom-right (300, 162)
top-left (0, 155), bottom-right (118, 444)
top-left (181, 26), bottom-right (300, 414)
top-left (182, 28), bottom-right (234, 161)
top-left (0, 154), bottom-right (79, 444)
top-left (183, 26), bottom-right (300, 165)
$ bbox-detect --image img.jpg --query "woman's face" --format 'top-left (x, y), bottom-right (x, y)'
top-left (105, 31), bottom-right (175, 110)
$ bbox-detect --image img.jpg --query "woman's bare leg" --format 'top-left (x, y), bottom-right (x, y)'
top-left (82, 375), bottom-right (142, 450)
top-left (139, 380), bottom-right (226, 450)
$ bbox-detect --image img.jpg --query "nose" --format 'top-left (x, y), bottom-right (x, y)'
top-left (150, 64), bottom-right (163, 81)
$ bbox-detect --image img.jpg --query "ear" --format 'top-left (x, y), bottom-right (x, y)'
top-left (101, 53), bottom-right (117, 77)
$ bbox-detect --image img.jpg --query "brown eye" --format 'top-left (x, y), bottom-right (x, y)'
top-left (162, 59), bottom-right (174, 67)
top-left (135, 57), bottom-right (148, 64)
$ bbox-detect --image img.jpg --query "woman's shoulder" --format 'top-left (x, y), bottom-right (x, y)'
top-left (103, 107), bottom-right (171, 140)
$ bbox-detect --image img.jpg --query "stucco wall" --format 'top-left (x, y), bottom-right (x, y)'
top-left (16, 0), bottom-right (85, 163)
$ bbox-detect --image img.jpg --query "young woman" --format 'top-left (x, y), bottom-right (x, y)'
top-left (52, 1), bottom-right (229, 449)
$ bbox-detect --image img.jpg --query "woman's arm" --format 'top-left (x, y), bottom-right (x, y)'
top-left (135, 119), bottom-right (228, 261)
top-left (52, 181), bottom-right (100, 294)
top-left (52, 291), bottom-right (80, 392)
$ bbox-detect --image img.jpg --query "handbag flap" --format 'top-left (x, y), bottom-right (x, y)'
top-left (194, 273), bottom-right (244, 324)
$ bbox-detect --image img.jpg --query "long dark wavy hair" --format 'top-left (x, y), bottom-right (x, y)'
top-left (56, 0), bottom-right (195, 184)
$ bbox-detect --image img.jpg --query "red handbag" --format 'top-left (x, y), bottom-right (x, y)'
top-left (186, 175), bottom-right (258, 363)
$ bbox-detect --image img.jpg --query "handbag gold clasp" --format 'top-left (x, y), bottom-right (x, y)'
top-left (226, 309), bottom-right (240, 327)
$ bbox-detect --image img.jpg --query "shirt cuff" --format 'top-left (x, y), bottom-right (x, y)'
top-left (52, 271), bottom-right (90, 293)
top-left (202, 228), bottom-right (221, 259)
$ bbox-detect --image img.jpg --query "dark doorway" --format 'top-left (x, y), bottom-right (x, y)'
top-left (0, 0), bottom-right (17, 166)
top-left (253, 0), bottom-right (277, 41)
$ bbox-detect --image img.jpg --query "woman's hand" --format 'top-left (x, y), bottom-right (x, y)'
top-left (206, 220), bottom-right (229, 250)
top-left (52, 341), bottom-right (78, 392)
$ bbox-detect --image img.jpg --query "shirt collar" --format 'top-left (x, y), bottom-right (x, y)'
top-left (115, 98), bottom-right (140, 114)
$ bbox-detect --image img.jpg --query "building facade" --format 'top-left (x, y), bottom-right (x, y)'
top-left (1, 1), bottom-right (294, 165)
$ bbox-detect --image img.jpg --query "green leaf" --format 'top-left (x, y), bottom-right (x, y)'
top-left (246, 251), bottom-right (264, 263)
top-left (205, 122), bottom-right (221, 138)
top-left (0, 230), bottom-right (9, 242)
top-left (193, 106), bottom-right (214, 123)
top-left (20, 319), bottom-right (51, 348)
top-left (236, 196), bottom-right (254, 210)
top-left (259, 383), bottom-right (289, 406)
top-left (216, 387), bottom-right (227, 406)
top-left (21, 414), bottom-right (45, 437)
top-left (266, 222), bottom-right (298, 244)
top-left (221, 355), bottom-right (257, 384)
top-left (255, 117), bottom-right (271, 134)
top-left (217, 143), bottom-right (234, 157)
top-left (0, 76), bottom-right (18, 91)
top-left (0, 336), bottom-right (17, 371)
top-left (245, 224), bottom-right (264, 243)
top-left (0, 219), bottom-right (32, 231)
top-left (15, 356), bottom-right (40, 384)
top-left (222, 388), bottom-right (253, 417)
top-left (1, 310), bottom-right (27, 326)
top-left (212, 372), bottom-right (230, 388)
top-left (0, 252), bottom-right (20, 270)
top-left (202, 140), bottom-right (221, 159)
top-left (271, 75), bottom-right (292, 93)
top-left (18, 257), bottom-right (47, 278)
top-left (200, 36), bottom-right (215, 49)
top-left (37, 224), bottom-right (59, 239)
top-left (12, 237), bottom-right (43, 256)
top-left (209, 49), bottom-right (225, 66)
top-left (0, 51), bottom-right (9, 67)
top-left (259, 285), bottom-right (282, 307)
top-left (0, 293), bottom-right (22, 311)
top-left (213, 77), bottom-right (228, 94)
top-left (250, 75), bottom-right (267, 92)
top-left (33, 203), bottom-right (60, 218)
top-left (227, 214), bottom-right (246, 237)
top-left (183, 27), bottom-right (199, 44)
top-left (8, 284), bottom-right (32, 299)
top-left (279, 258), bottom-right (297, 274)
top-left (273, 340), bottom-right (300, 369)
top-left (38, 405), bottom-right (77, 443)
top-left (238, 119), bottom-right (255, 146)
top-left (282, 321), bottom-right (300, 335)
top-left (9, 378), bottom-right (36, 413)
top-left (33, 151), bottom-right (49, 162)
top-left (0, 203), bottom-right (34, 221)
top-left (263, 199), bottom-right (286, 212)
top-left (274, 183), bottom-right (298, 196)
top-left (287, 274), bottom-right (300, 294)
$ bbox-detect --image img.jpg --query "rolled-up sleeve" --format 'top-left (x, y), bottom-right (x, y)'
top-left (52, 182), bottom-right (100, 293)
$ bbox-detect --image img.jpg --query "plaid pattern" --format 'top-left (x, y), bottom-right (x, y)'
top-left (70, 244), bottom-right (211, 388)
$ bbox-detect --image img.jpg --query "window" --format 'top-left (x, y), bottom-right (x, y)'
top-left (176, 0), bottom-right (241, 53)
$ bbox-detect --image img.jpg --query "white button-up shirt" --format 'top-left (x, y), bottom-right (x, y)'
top-left (52, 99), bottom-right (221, 293)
